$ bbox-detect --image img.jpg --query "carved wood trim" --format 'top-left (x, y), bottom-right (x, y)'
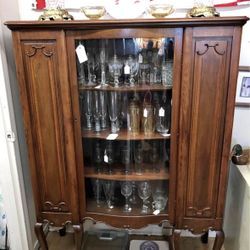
top-left (186, 207), bottom-right (212, 217)
top-left (44, 201), bottom-right (69, 212)
top-left (25, 44), bottom-right (54, 57)
top-left (196, 42), bottom-right (226, 56)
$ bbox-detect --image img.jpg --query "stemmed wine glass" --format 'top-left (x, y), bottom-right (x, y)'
top-left (121, 181), bottom-right (132, 213)
top-left (93, 91), bottom-right (101, 132)
top-left (103, 180), bottom-right (115, 210)
top-left (99, 91), bottom-right (108, 130)
top-left (124, 55), bottom-right (139, 86)
top-left (129, 181), bottom-right (138, 205)
top-left (152, 185), bottom-right (168, 214)
top-left (108, 91), bottom-right (120, 133)
top-left (76, 54), bottom-right (86, 86)
top-left (108, 54), bottom-right (123, 87)
top-left (150, 141), bottom-right (160, 172)
top-left (138, 181), bottom-right (152, 214)
top-left (91, 178), bottom-right (102, 207)
top-left (104, 141), bottom-right (114, 174)
top-left (87, 51), bottom-right (97, 85)
top-left (84, 91), bottom-right (93, 130)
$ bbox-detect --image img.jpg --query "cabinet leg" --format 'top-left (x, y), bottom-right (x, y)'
top-left (73, 224), bottom-right (83, 250)
top-left (212, 230), bottom-right (225, 250)
top-left (34, 222), bottom-right (48, 250)
top-left (173, 230), bottom-right (181, 250)
top-left (201, 231), bottom-right (209, 244)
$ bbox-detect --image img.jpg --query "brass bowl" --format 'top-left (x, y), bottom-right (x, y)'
top-left (81, 6), bottom-right (106, 19)
top-left (148, 4), bottom-right (174, 18)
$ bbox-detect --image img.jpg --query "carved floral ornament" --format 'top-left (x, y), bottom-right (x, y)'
top-left (25, 44), bottom-right (54, 57)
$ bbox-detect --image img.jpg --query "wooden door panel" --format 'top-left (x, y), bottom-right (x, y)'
top-left (21, 41), bottom-right (69, 213)
top-left (185, 39), bottom-right (231, 218)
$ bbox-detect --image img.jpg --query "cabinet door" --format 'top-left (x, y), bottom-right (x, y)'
top-left (12, 31), bottom-right (79, 225)
top-left (67, 28), bottom-right (183, 229)
top-left (176, 26), bottom-right (242, 233)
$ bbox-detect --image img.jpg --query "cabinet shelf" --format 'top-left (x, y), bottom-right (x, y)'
top-left (85, 167), bottom-right (169, 181)
top-left (79, 84), bottom-right (172, 92)
top-left (82, 129), bottom-right (170, 140)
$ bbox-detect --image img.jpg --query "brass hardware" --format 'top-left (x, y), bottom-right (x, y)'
top-left (187, 6), bottom-right (220, 18)
top-left (39, 7), bottom-right (74, 21)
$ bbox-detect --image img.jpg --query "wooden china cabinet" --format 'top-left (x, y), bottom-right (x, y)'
top-left (6, 16), bottom-right (248, 250)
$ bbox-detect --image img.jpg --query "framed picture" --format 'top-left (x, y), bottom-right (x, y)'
top-left (235, 66), bottom-right (250, 107)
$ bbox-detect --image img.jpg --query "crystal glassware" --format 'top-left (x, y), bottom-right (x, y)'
top-left (99, 40), bottom-right (108, 87)
top-left (87, 51), bottom-right (97, 85)
top-left (162, 60), bottom-right (173, 86)
top-left (156, 93), bottom-right (170, 135)
top-left (108, 91), bottom-right (120, 133)
top-left (91, 178), bottom-right (102, 207)
top-left (129, 181), bottom-right (138, 205)
top-left (93, 91), bottom-right (101, 132)
top-left (150, 141), bottom-right (160, 172)
top-left (134, 142), bottom-right (144, 174)
top-left (93, 141), bottom-right (103, 173)
top-left (121, 181), bottom-right (132, 213)
top-left (121, 142), bottom-right (131, 174)
top-left (103, 180), bottom-right (115, 210)
top-left (99, 91), bottom-right (108, 130)
top-left (152, 186), bottom-right (168, 214)
top-left (84, 91), bottom-right (93, 130)
top-left (142, 92), bottom-right (155, 136)
top-left (76, 54), bottom-right (86, 85)
top-left (109, 54), bottom-right (123, 87)
top-left (128, 97), bottom-right (140, 135)
top-left (138, 181), bottom-right (152, 214)
top-left (104, 141), bottom-right (114, 174)
top-left (81, 6), bottom-right (106, 19)
top-left (124, 55), bottom-right (139, 86)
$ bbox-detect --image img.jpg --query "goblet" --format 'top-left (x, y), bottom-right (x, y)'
top-left (87, 51), bottom-right (97, 85)
top-left (91, 178), bottom-right (102, 207)
top-left (108, 91), bottom-right (120, 133)
top-left (138, 181), bottom-right (152, 214)
top-left (121, 181), bottom-right (132, 213)
top-left (108, 54), bottom-right (123, 87)
top-left (129, 181), bottom-right (138, 205)
top-left (124, 55), bottom-right (139, 86)
top-left (102, 180), bottom-right (115, 210)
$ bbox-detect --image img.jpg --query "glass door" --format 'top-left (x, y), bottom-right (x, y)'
top-left (75, 36), bottom-right (175, 217)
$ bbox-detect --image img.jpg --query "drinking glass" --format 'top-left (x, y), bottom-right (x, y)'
top-left (99, 91), bottom-right (108, 130)
top-left (108, 91), bottom-right (120, 133)
top-left (108, 54), bottom-right (123, 87)
top-left (129, 181), bottom-right (138, 205)
top-left (134, 142), bottom-right (143, 174)
top-left (91, 178), bottom-right (102, 207)
top-left (87, 51), bottom-right (97, 85)
top-left (162, 60), bottom-right (173, 86)
top-left (99, 40), bottom-right (108, 87)
top-left (104, 141), bottom-right (114, 174)
top-left (150, 141), bottom-right (160, 172)
top-left (138, 181), bottom-right (152, 214)
top-left (152, 186), bottom-right (168, 214)
top-left (103, 180), bottom-right (115, 210)
top-left (76, 55), bottom-right (86, 86)
top-left (121, 181), bottom-right (133, 213)
top-left (84, 91), bottom-right (93, 130)
top-left (93, 141), bottom-right (103, 173)
top-left (124, 55), bottom-right (139, 86)
top-left (121, 142), bottom-right (131, 174)
top-left (93, 91), bottom-right (101, 132)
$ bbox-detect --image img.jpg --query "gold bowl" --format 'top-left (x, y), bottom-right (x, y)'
top-left (148, 4), bottom-right (174, 18)
top-left (81, 6), bottom-right (106, 19)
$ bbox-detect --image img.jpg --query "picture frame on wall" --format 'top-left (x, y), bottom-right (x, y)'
top-left (235, 66), bottom-right (250, 107)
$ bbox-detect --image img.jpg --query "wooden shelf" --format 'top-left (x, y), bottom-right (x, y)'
top-left (79, 83), bottom-right (172, 92)
top-left (82, 128), bottom-right (170, 140)
top-left (84, 167), bottom-right (169, 181)
top-left (86, 199), bottom-right (168, 216)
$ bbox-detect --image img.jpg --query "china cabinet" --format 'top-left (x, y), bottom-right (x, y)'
top-left (5, 17), bottom-right (248, 250)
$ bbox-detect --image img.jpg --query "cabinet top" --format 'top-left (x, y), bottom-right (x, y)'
top-left (5, 16), bottom-right (249, 30)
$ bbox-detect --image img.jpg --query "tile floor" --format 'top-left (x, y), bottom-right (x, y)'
top-left (47, 231), bottom-right (225, 250)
